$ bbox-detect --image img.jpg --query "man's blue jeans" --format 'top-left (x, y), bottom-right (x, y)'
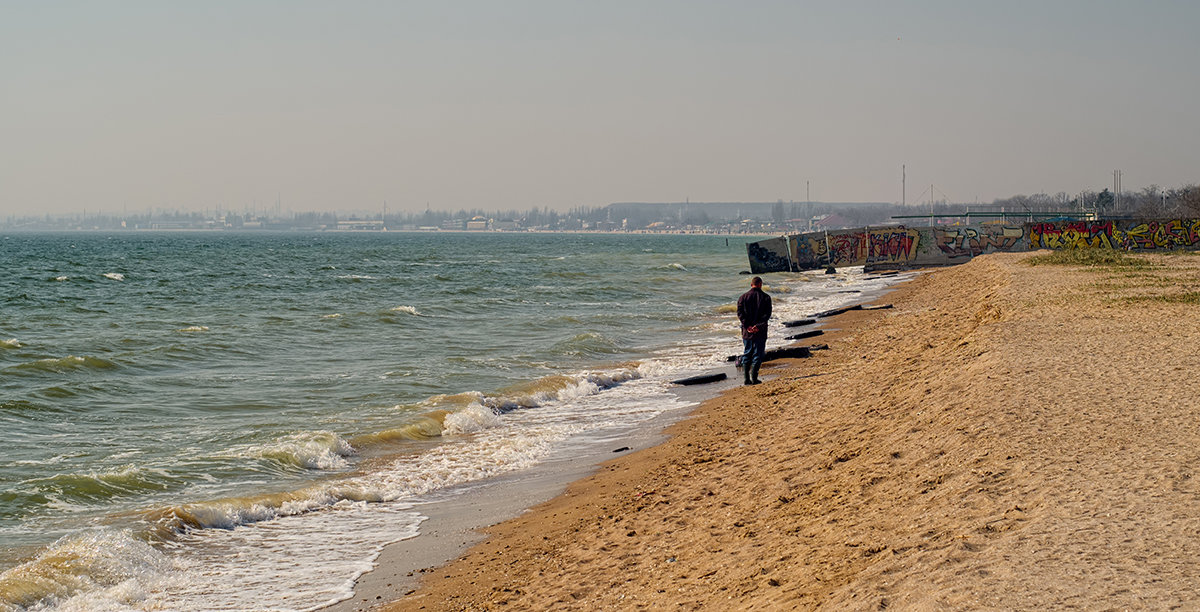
top-left (742, 336), bottom-right (767, 373)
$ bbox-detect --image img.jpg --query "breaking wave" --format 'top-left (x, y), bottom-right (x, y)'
top-left (0, 529), bottom-right (174, 612)
top-left (236, 431), bottom-right (357, 472)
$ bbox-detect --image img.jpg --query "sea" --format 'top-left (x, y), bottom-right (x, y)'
top-left (0, 231), bottom-right (905, 611)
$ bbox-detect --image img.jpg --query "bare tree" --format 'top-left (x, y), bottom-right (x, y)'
top-left (1169, 184), bottom-right (1200, 216)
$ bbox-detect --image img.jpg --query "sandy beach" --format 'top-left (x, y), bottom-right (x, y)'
top-left (374, 251), bottom-right (1200, 611)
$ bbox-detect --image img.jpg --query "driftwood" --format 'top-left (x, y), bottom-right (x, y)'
top-left (785, 329), bottom-right (824, 341)
top-left (812, 304), bottom-right (863, 318)
top-left (782, 319), bottom-right (817, 327)
top-left (671, 372), bottom-right (728, 386)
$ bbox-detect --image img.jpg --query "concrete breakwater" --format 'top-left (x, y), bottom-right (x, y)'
top-left (747, 218), bottom-right (1200, 273)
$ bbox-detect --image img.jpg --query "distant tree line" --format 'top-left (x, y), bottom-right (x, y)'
top-left (6, 184), bottom-right (1200, 231)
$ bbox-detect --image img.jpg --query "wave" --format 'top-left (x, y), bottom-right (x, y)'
top-left (0, 339), bottom-right (20, 349)
top-left (235, 431), bottom-right (357, 472)
top-left (436, 368), bottom-right (643, 432)
top-left (550, 332), bottom-right (624, 358)
top-left (35, 385), bottom-right (77, 399)
top-left (137, 415), bottom-right (576, 538)
top-left (19, 465), bottom-right (181, 504)
top-left (176, 326), bottom-right (209, 333)
top-left (356, 367), bottom-right (643, 444)
top-left (336, 274), bottom-right (376, 281)
top-left (0, 529), bottom-right (173, 612)
top-left (51, 275), bottom-right (69, 282)
top-left (102, 272), bottom-right (124, 281)
top-left (0, 399), bottom-right (59, 415)
top-left (658, 262), bottom-right (688, 271)
top-left (143, 483), bottom-right (382, 535)
top-left (390, 305), bottom-right (422, 316)
top-left (352, 411), bottom-right (450, 445)
top-left (7, 355), bottom-right (119, 375)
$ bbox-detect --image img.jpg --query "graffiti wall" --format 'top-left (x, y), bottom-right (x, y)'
top-left (746, 218), bottom-right (1200, 273)
top-left (1028, 219), bottom-right (1200, 251)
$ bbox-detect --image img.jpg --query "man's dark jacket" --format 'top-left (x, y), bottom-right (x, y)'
top-left (737, 287), bottom-right (772, 340)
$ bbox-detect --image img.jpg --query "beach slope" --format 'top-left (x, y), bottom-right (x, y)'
top-left (387, 251), bottom-right (1200, 610)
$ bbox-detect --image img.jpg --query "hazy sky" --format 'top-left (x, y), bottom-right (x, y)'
top-left (3, 1), bottom-right (1198, 215)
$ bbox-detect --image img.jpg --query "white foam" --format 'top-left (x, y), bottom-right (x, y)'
top-left (390, 305), bottom-right (422, 316)
top-left (236, 431), bottom-right (357, 471)
top-left (442, 403), bottom-right (503, 435)
top-left (0, 529), bottom-right (176, 612)
top-left (176, 326), bottom-right (209, 333)
top-left (151, 504), bottom-right (423, 612)
top-left (0, 339), bottom-right (19, 349)
top-left (102, 272), bottom-right (124, 281)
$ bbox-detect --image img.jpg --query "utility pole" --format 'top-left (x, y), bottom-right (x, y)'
top-left (1113, 170), bottom-right (1122, 214)
top-left (902, 164), bottom-right (906, 207)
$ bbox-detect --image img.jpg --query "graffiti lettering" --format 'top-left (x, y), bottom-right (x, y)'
top-left (936, 226), bottom-right (1024, 258)
top-left (1029, 219), bottom-right (1200, 251)
top-left (867, 228), bottom-right (920, 263)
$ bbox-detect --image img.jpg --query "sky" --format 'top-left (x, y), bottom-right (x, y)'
top-left (2, 1), bottom-right (1198, 216)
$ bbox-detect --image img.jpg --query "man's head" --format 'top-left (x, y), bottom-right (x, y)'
top-left (751, 276), bottom-right (763, 288)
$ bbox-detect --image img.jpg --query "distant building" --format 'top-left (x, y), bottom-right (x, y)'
top-left (813, 213), bottom-right (852, 230)
top-left (466, 216), bottom-right (488, 231)
top-left (336, 220), bottom-right (386, 231)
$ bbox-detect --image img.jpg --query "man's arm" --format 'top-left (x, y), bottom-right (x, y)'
top-left (758, 295), bottom-right (772, 327)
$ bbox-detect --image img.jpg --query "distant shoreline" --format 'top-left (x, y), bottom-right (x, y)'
top-left (0, 228), bottom-right (780, 237)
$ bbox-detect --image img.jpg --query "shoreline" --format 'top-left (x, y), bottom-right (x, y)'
top-left (317, 399), bottom-right (708, 612)
top-left (321, 274), bottom-right (904, 612)
top-left (376, 251), bottom-right (1200, 610)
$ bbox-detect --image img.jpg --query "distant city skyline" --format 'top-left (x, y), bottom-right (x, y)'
top-left (3, 2), bottom-right (1198, 216)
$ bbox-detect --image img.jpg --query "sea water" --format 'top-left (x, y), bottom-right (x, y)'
top-left (0, 231), bottom-right (907, 611)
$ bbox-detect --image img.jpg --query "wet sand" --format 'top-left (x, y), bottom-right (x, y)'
top-left (378, 251), bottom-right (1200, 610)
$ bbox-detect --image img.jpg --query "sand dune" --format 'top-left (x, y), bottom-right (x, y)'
top-left (386, 251), bottom-right (1200, 611)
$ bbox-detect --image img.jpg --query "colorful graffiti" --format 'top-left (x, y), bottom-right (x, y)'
top-left (867, 228), bottom-right (921, 263)
top-left (788, 227), bottom-right (922, 269)
top-left (1028, 221), bottom-right (1120, 249)
top-left (746, 218), bottom-right (1200, 273)
top-left (1125, 219), bottom-right (1200, 249)
top-left (1029, 219), bottom-right (1200, 251)
top-left (935, 226), bottom-right (1025, 258)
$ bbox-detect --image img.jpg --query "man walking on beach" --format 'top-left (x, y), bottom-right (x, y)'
top-left (737, 276), bottom-right (772, 385)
